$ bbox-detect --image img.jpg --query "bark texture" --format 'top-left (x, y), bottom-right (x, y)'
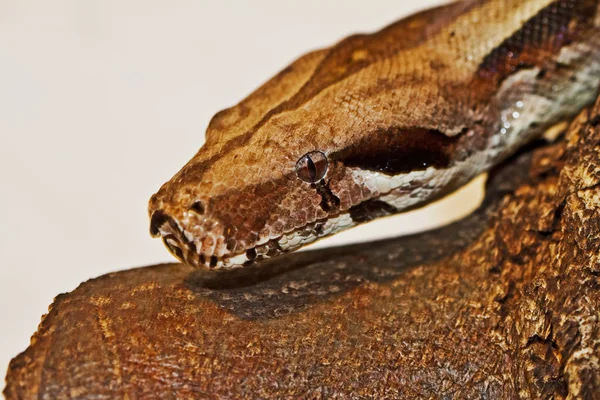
top-left (5, 102), bottom-right (600, 399)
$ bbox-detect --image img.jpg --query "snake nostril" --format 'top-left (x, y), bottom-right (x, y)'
top-left (189, 200), bottom-right (205, 215)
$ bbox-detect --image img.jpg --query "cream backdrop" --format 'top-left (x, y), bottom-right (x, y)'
top-left (0, 0), bottom-right (485, 376)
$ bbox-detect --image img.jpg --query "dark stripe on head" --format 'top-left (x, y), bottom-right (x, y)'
top-left (477, 0), bottom-right (598, 88)
top-left (332, 127), bottom-right (462, 175)
top-left (312, 180), bottom-right (341, 213)
top-left (349, 199), bottom-right (397, 224)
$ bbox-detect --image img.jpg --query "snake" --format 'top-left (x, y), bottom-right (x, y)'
top-left (148, 0), bottom-right (600, 269)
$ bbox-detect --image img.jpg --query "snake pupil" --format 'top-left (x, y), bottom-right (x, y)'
top-left (307, 156), bottom-right (317, 181)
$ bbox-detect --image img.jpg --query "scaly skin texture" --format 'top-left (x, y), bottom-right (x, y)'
top-left (149, 0), bottom-right (600, 269)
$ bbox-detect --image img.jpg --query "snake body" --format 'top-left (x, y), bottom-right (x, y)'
top-left (149, 0), bottom-right (600, 269)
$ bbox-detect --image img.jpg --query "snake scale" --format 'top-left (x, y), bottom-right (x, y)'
top-left (149, 0), bottom-right (600, 269)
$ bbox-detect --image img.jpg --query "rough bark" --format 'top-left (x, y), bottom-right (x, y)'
top-left (5, 101), bottom-right (600, 399)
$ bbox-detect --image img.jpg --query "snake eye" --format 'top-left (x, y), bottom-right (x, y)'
top-left (296, 151), bottom-right (328, 183)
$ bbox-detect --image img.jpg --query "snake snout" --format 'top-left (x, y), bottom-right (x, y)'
top-left (150, 208), bottom-right (228, 269)
top-left (149, 210), bottom-right (195, 265)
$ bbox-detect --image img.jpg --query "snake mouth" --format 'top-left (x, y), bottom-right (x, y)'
top-left (150, 209), bottom-right (347, 269)
top-left (150, 210), bottom-right (290, 269)
top-left (150, 214), bottom-right (226, 268)
top-left (150, 210), bottom-right (205, 266)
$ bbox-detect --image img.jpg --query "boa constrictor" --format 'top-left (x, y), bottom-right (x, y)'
top-left (149, 0), bottom-right (600, 269)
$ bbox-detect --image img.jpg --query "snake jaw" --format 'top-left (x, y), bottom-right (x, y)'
top-left (150, 217), bottom-right (282, 269)
top-left (149, 202), bottom-right (360, 270)
top-left (149, 211), bottom-right (300, 269)
top-left (149, 207), bottom-right (270, 269)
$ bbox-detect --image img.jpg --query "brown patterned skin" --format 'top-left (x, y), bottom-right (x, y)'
top-left (149, 0), bottom-right (600, 269)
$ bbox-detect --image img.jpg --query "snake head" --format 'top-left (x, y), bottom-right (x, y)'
top-left (147, 126), bottom-right (372, 269)
top-left (148, 130), bottom-right (356, 269)
top-left (147, 35), bottom-right (468, 270)
top-left (148, 111), bottom-right (462, 270)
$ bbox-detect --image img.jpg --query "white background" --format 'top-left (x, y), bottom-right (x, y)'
top-left (0, 0), bottom-right (484, 377)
